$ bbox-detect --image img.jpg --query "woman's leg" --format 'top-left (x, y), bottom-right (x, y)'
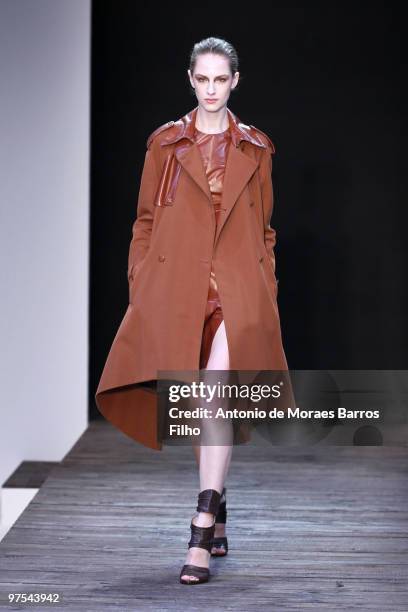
top-left (182, 321), bottom-right (233, 582)
top-left (193, 320), bottom-right (231, 554)
top-left (192, 450), bottom-right (228, 556)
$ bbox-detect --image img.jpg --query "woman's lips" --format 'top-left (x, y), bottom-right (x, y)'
top-left (205, 99), bottom-right (217, 104)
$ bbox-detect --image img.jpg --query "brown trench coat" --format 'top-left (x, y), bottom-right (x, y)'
top-left (95, 105), bottom-right (291, 450)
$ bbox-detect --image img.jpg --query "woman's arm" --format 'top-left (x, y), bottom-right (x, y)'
top-left (127, 141), bottom-right (160, 282)
top-left (259, 144), bottom-right (277, 276)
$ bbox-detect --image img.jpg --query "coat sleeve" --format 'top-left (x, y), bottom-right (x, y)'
top-left (127, 142), bottom-right (160, 282)
top-left (259, 145), bottom-right (277, 276)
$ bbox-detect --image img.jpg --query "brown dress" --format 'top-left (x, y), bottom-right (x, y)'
top-left (194, 125), bottom-right (232, 369)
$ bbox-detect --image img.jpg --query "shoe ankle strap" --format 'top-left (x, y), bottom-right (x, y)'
top-left (196, 488), bottom-right (222, 515)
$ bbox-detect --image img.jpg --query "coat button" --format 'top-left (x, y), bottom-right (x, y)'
top-left (249, 201), bottom-right (254, 207)
top-left (158, 254), bottom-right (166, 262)
top-left (166, 196), bottom-right (173, 203)
top-left (259, 255), bottom-right (264, 263)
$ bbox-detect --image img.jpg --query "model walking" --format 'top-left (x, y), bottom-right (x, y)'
top-left (95, 36), bottom-right (291, 585)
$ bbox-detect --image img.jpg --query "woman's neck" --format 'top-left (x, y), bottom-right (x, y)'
top-left (195, 105), bottom-right (229, 134)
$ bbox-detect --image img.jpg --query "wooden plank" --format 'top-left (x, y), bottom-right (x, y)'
top-left (2, 461), bottom-right (59, 488)
top-left (0, 421), bottom-right (407, 611)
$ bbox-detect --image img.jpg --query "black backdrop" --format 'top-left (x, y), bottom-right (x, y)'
top-left (90, 2), bottom-right (407, 418)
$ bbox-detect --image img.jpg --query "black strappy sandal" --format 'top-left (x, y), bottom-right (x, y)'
top-left (179, 488), bottom-right (221, 585)
top-left (211, 486), bottom-right (228, 557)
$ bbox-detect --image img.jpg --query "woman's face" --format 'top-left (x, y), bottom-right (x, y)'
top-left (188, 53), bottom-right (239, 113)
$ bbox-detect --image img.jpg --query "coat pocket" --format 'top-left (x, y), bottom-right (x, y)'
top-left (258, 250), bottom-right (279, 302)
top-left (128, 256), bottom-right (147, 303)
top-left (128, 257), bottom-right (144, 283)
top-left (153, 152), bottom-right (181, 206)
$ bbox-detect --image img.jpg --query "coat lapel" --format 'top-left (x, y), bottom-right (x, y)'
top-left (174, 143), bottom-right (213, 203)
top-left (163, 105), bottom-right (265, 246)
top-left (175, 142), bottom-right (259, 246)
top-left (215, 144), bottom-right (259, 246)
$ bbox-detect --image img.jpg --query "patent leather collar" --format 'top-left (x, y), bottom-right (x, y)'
top-left (161, 105), bottom-right (267, 149)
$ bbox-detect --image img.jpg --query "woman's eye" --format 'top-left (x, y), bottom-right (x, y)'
top-left (196, 78), bottom-right (228, 83)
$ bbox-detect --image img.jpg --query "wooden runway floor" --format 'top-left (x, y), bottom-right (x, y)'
top-left (0, 420), bottom-right (407, 611)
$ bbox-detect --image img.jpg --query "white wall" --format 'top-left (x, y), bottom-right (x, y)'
top-left (0, 0), bottom-right (90, 487)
